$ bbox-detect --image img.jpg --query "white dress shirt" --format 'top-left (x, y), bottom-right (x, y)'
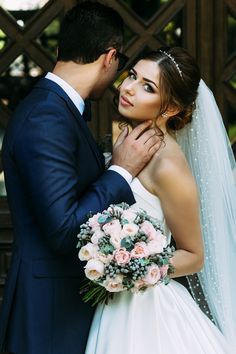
top-left (45, 72), bottom-right (133, 184)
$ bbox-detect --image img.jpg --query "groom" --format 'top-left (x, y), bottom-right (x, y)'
top-left (0, 2), bottom-right (160, 354)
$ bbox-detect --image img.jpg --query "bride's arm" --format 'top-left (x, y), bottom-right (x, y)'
top-left (153, 157), bottom-right (204, 278)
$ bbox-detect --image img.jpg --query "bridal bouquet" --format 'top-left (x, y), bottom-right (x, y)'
top-left (77, 203), bottom-right (175, 306)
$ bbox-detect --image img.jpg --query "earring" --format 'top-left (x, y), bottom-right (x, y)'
top-left (161, 112), bottom-right (168, 118)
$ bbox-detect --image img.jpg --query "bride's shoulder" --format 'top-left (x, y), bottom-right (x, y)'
top-left (150, 138), bottom-right (196, 193)
top-left (153, 138), bottom-right (189, 173)
top-left (139, 135), bottom-right (197, 198)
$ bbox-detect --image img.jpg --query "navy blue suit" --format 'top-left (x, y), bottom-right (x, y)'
top-left (0, 78), bottom-right (135, 354)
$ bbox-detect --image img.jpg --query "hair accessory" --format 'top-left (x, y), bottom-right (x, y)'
top-left (159, 49), bottom-right (183, 79)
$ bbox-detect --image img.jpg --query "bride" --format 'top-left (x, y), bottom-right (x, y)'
top-left (85, 47), bottom-right (236, 354)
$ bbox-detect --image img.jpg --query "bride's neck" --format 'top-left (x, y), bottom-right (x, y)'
top-left (130, 119), bottom-right (167, 135)
top-left (129, 119), bottom-right (176, 144)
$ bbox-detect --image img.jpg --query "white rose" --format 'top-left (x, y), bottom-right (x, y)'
top-left (102, 219), bottom-right (122, 238)
top-left (131, 279), bottom-right (147, 293)
top-left (122, 209), bottom-right (137, 223)
top-left (103, 275), bottom-right (124, 292)
top-left (88, 213), bottom-right (101, 230)
top-left (121, 223), bottom-right (139, 238)
top-left (110, 234), bottom-right (122, 249)
top-left (84, 259), bottom-right (105, 281)
top-left (91, 229), bottom-right (105, 245)
top-left (78, 243), bottom-right (98, 261)
top-left (97, 252), bottom-right (114, 264)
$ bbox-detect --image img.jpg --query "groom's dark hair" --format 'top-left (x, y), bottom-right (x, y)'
top-left (57, 1), bottom-right (124, 64)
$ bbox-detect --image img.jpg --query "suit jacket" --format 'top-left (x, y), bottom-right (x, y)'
top-left (0, 78), bottom-right (135, 354)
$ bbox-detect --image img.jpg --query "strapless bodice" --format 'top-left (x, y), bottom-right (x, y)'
top-left (130, 177), bottom-right (170, 241)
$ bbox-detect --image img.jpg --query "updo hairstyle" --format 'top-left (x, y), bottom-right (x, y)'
top-left (141, 46), bottom-right (201, 131)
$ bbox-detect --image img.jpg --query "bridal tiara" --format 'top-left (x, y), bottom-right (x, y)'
top-left (159, 49), bottom-right (183, 79)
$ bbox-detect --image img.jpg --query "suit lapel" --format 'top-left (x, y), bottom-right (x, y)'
top-left (34, 78), bottom-right (105, 171)
top-left (65, 98), bottom-right (105, 171)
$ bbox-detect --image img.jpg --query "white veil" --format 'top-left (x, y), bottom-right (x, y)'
top-left (176, 79), bottom-right (236, 352)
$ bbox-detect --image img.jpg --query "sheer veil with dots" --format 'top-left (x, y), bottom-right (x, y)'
top-left (176, 79), bottom-right (236, 352)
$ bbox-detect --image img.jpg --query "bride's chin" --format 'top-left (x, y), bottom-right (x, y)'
top-left (117, 106), bottom-right (148, 127)
top-left (118, 104), bottom-right (128, 115)
top-left (118, 107), bottom-right (131, 119)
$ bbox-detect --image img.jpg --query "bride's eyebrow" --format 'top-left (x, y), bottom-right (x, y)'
top-left (131, 68), bottom-right (158, 89)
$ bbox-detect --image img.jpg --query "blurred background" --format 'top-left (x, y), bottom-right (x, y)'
top-left (0, 0), bottom-right (236, 307)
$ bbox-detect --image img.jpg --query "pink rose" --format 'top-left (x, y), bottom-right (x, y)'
top-left (144, 264), bottom-right (161, 285)
top-left (121, 223), bottom-right (139, 238)
top-left (147, 238), bottom-right (166, 255)
top-left (131, 242), bottom-right (149, 258)
top-left (160, 264), bottom-right (169, 278)
top-left (103, 275), bottom-right (124, 292)
top-left (102, 219), bottom-right (121, 238)
top-left (140, 221), bottom-right (161, 241)
top-left (114, 248), bottom-right (131, 265)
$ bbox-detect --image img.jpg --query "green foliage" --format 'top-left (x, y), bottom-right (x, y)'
top-left (229, 124), bottom-right (236, 142)
top-left (0, 29), bottom-right (6, 51)
top-left (100, 243), bottom-right (115, 255)
top-left (121, 237), bottom-right (134, 251)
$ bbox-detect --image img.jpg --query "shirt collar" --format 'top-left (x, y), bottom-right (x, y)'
top-left (45, 72), bottom-right (85, 115)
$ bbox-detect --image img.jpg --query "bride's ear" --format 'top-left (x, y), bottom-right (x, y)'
top-left (160, 105), bottom-right (180, 121)
top-left (166, 105), bottom-right (181, 118)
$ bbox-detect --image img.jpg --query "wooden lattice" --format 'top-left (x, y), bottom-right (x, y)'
top-left (0, 0), bottom-right (235, 308)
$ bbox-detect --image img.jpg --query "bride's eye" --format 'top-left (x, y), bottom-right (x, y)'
top-left (128, 71), bottom-right (136, 80)
top-left (144, 83), bottom-right (154, 93)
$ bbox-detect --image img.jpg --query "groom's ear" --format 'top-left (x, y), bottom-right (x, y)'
top-left (102, 48), bottom-right (117, 72)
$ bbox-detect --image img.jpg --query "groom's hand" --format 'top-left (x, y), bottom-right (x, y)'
top-left (111, 120), bottom-right (162, 178)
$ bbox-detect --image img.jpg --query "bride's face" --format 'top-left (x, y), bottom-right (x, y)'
top-left (118, 59), bottom-right (161, 124)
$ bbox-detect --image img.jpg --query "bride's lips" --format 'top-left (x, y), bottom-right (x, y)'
top-left (119, 95), bottom-right (133, 107)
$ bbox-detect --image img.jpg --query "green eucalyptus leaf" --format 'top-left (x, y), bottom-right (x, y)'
top-left (121, 237), bottom-right (134, 251)
top-left (98, 214), bottom-right (113, 224)
top-left (100, 243), bottom-right (115, 255)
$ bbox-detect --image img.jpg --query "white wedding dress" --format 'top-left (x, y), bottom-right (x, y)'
top-left (85, 178), bottom-right (227, 354)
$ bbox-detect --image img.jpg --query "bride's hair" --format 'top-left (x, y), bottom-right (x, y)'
top-left (114, 47), bottom-right (201, 134)
top-left (141, 47), bottom-right (201, 131)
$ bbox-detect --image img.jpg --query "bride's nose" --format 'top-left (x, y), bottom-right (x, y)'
top-left (124, 83), bottom-right (135, 95)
